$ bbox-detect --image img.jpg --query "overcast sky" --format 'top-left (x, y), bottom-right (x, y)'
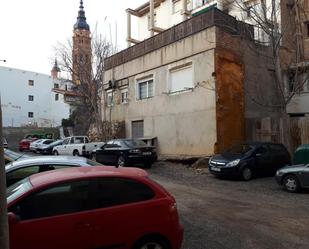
top-left (0, 0), bottom-right (145, 74)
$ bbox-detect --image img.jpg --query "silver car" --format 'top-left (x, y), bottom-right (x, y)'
top-left (276, 164), bottom-right (309, 193)
top-left (5, 156), bottom-right (103, 187)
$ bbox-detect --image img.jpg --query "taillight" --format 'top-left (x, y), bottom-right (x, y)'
top-left (129, 149), bottom-right (141, 154)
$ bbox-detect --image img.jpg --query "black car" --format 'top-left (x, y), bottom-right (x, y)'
top-left (93, 139), bottom-right (157, 168)
top-left (37, 139), bottom-right (63, 155)
top-left (275, 164), bottom-right (309, 193)
top-left (209, 142), bottom-right (291, 180)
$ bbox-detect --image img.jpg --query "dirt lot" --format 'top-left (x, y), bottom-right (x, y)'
top-left (148, 161), bottom-right (309, 249)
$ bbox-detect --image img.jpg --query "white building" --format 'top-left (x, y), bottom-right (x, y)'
top-left (0, 65), bottom-right (70, 127)
top-left (127, 0), bottom-right (279, 46)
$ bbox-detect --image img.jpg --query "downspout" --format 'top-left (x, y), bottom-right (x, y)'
top-left (126, 9), bottom-right (131, 48)
top-left (150, 0), bottom-right (155, 37)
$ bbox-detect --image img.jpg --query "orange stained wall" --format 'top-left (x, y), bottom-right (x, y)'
top-left (215, 48), bottom-right (245, 153)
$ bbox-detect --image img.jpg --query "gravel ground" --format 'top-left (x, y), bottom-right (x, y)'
top-left (148, 161), bottom-right (309, 249)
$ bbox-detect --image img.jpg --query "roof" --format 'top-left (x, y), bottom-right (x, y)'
top-left (74, 0), bottom-right (90, 31)
top-left (5, 156), bottom-right (89, 171)
top-left (29, 166), bottom-right (148, 188)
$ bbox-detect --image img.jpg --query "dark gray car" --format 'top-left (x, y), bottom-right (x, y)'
top-left (5, 156), bottom-right (103, 187)
top-left (276, 164), bottom-right (309, 193)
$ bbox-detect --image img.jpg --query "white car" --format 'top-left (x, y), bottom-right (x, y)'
top-left (52, 136), bottom-right (104, 157)
top-left (30, 139), bottom-right (54, 153)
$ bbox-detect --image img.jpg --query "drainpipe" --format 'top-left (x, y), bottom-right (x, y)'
top-left (182, 0), bottom-right (188, 21)
top-left (126, 9), bottom-right (131, 47)
top-left (150, 0), bottom-right (155, 37)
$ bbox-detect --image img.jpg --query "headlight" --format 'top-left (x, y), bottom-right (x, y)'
top-left (226, 159), bottom-right (240, 167)
top-left (129, 149), bottom-right (141, 154)
top-left (276, 170), bottom-right (283, 176)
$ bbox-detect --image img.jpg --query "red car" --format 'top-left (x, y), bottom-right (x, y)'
top-left (7, 166), bottom-right (183, 249)
top-left (19, 137), bottom-right (38, 151)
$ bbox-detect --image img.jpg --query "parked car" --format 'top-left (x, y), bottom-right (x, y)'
top-left (29, 139), bottom-right (43, 153)
top-left (275, 164), bottom-right (309, 193)
top-left (52, 136), bottom-right (104, 157)
top-left (92, 139), bottom-right (157, 168)
top-left (4, 149), bottom-right (30, 165)
top-left (19, 133), bottom-right (54, 151)
top-left (37, 139), bottom-right (63, 155)
top-left (3, 137), bottom-right (8, 148)
top-left (208, 142), bottom-right (291, 180)
top-left (5, 156), bottom-right (102, 187)
top-left (6, 167), bottom-right (183, 249)
top-left (30, 139), bottom-right (54, 153)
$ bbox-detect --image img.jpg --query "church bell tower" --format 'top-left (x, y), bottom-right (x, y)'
top-left (72, 0), bottom-right (92, 85)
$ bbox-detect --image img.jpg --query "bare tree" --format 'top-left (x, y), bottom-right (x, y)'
top-left (54, 28), bottom-right (113, 141)
top-left (218, 0), bottom-right (308, 151)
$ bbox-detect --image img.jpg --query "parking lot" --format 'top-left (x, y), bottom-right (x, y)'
top-left (148, 161), bottom-right (309, 249)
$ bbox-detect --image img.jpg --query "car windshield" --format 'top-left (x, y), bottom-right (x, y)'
top-left (7, 178), bottom-right (32, 203)
top-left (123, 139), bottom-right (147, 147)
top-left (224, 144), bottom-right (254, 155)
top-left (49, 140), bottom-right (63, 146)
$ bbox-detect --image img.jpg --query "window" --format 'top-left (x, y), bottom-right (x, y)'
top-left (28, 112), bottom-right (34, 118)
top-left (132, 120), bottom-right (144, 139)
top-left (9, 180), bottom-right (90, 220)
top-left (6, 166), bottom-right (40, 187)
top-left (305, 22), bottom-right (309, 38)
top-left (54, 83), bottom-right (59, 88)
top-left (169, 64), bottom-right (193, 93)
top-left (55, 94), bottom-right (59, 101)
top-left (92, 178), bottom-right (155, 209)
top-left (121, 88), bottom-right (128, 104)
top-left (107, 91), bottom-right (113, 106)
top-left (137, 79), bottom-right (154, 100)
top-left (28, 95), bottom-right (34, 101)
top-left (28, 80), bottom-right (34, 86)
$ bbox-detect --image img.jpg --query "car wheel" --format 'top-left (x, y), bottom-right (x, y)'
top-left (133, 237), bottom-right (170, 249)
top-left (242, 167), bottom-right (253, 181)
top-left (73, 150), bottom-right (80, 157)
top-left (117, 156), bottom-right (126, 168)
top-left (53, 150), bottom-right (59, 156)
top-left (283, 175), bottom-right (300, 193)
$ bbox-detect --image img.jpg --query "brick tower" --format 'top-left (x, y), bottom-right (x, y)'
top-left (72, 0), bottom-right (92, 85)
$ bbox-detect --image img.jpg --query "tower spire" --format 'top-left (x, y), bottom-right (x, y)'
top-left (74, 0), bottom-right (90, 31)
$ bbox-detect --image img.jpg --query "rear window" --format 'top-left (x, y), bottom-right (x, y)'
top-left (43, 140), bottom-right (54, 145)
top-left (92, 177), bottom-right (155, 208)
top-left (123, 140), bottom-right (147, 147)
top-left (269, 144), bottom-right (287, 153)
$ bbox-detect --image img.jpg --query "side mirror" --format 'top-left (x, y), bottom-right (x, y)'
top-left (8, 212), bottom-right (19, 224)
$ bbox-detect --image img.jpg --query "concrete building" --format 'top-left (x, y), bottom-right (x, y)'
top-left (0, 65), bottom-right (70, 127)
top-left (103, 7), bottom-right (279, 159)
top-left (126, 0), bottom-right (277, 47)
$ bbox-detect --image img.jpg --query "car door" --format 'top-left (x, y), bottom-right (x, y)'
top-left (89, 177), bottom-right (156, 249)
top-left (58, 138), bottom-right (69, 154)
top-left (299, 165), bottom-right (309, 188)
top-left (96, 141), bottom-right (115, 164)
top-left (8, 180), bottom-right (94, 249)
top-left (254, 145), bottom-right (272, 174)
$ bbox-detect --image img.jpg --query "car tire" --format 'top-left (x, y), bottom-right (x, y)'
top-left (133, 237), bottom-right (170, 249)
top-left (73, 150), bottom-right (80, 157)
top-left (117, 156), bottom-right (126, 168)
top-left (53, 150), bottom-right (59, 156)
top-left (19, 148), bottom-right (23, 152)
top-left (283, 174), bottom-right (301, 193)
top-left (241, 167), bottom-right (253, 181)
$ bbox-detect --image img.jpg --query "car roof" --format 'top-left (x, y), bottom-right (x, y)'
top-left (29, 166), bottom-right (148, 188)
top-left (239, 141), bottom-right (284, 147)
top-left (5, 156), bottom-right (89, 170)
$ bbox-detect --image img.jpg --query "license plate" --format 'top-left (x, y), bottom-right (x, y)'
top-left (143, 152), bottom-right (152, 155)
top-left (211, 167), bottom-right (221, 172)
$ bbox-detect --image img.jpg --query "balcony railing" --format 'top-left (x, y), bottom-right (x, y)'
top-left (105, 7), bottom-right (253, 70)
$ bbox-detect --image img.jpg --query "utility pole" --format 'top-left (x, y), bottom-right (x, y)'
top-left (0, 99), bottom-right (9, 249)
top-left (0, 58), bottom-right (9, 249)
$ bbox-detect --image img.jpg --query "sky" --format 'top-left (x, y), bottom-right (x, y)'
top-left (0, 0), bottom-right (145, 75)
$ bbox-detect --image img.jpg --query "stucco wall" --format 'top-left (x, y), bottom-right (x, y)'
top-left (104, 28), bottom-right (217, 158)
